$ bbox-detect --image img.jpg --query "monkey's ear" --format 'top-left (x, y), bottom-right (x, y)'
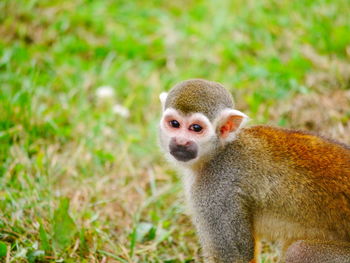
top-left (215, 109), bottom-right (249, 141)
top-left (159, 92), bottom-right (168, 111)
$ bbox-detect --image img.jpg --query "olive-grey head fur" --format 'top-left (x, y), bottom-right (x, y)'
top-left (164, 79), bottom-right (234, 121)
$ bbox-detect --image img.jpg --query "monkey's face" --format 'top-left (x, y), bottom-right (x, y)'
top-left (159, 108), bottom-right (217, 164)
top-left (158, 80), bottom-right (249, 167)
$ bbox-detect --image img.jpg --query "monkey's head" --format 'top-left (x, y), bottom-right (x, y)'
top-left (158, 79), bottom-right (248, 166)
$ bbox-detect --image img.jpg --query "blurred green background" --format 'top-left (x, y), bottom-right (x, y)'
top-left (1, 0), bottom-right (350, 262)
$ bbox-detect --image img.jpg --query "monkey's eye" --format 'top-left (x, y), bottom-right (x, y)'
top-left (189, 124), bottom-right (203, 133)
top-left (169, 120), bottom-right (180, 128)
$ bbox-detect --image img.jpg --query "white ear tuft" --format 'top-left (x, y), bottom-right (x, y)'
top-left (215, 108), bottom-right (249, 143)
top-left (159, 92), bottom-right (168, 110)
top-left (228, 109), bottom-right (249, 128)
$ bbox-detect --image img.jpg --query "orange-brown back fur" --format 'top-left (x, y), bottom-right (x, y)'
top-left (237, 126), bottom-right (350, 254)
top-left (245, 126), bottom-right (350, 176)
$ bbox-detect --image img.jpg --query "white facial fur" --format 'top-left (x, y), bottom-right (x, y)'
top-left (158, 92), bottom-right (249, 167)
top-left (159, 108), bottom-right (216, 167)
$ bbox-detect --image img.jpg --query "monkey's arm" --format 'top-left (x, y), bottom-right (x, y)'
top-left (193, 190), bottom-right (254, 263)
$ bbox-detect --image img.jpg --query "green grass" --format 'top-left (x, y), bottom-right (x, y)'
top-left (1, 0), bottom-right (350, 262)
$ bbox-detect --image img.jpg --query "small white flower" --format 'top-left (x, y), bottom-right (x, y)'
top-left (113, 104), bottom-right (130, 118)
top-left (96, 86), bottom-right (115, 99)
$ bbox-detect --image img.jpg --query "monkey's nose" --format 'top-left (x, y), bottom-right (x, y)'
top-left (169, 138), bottom-right (198, 162)
top-left (174, 137), bottom-right (191, 146)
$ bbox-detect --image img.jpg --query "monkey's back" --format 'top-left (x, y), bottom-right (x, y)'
top-left (243, 125), bottom-right (350, 176)
top-left (238, 125), bottom-right (350, 243)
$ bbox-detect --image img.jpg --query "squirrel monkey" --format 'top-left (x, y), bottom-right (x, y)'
top-left (158, 79), bottom-right (350, 263)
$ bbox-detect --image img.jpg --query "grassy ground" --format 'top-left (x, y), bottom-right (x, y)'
top-left (1, 0), bottom-right (350, 262)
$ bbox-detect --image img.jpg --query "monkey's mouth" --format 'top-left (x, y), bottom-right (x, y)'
top-left (170, 148), bottom-right (197, 162)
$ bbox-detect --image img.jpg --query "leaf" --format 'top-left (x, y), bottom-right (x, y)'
top-left (0, 241), bottom-right (7, 257)
top-left (78, 228), bottom-right (89, 256)
top-left (39, 222), bottom-right (51, 252)
top-left (155, 228), bottom-right (171, 243)
top-left (129, 221), bottom-right (155, 257)
top-left (135, 222), bottom-right (155, 242)
top-left (52, 198), bottom-right (77, 252)
top-left (27, 250), bottom-right (45, 263)
top-left (129, 226), bottom-right (137, 257)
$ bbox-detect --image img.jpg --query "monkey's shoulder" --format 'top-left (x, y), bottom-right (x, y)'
top-left (241, 125), bottom-right (350, 150)
top-left (238, 125), bottom-right (350, 173)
